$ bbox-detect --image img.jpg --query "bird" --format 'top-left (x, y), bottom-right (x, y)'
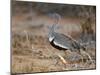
top-left (47, 13), bottom-right (93, 65)
top-left (48, 13), bottom-right (85, 52)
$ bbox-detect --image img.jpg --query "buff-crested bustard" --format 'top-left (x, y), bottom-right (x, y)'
top-left (48, 13), bottom-right (92, 64)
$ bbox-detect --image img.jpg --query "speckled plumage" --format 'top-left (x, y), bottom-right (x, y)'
top-left (48, 13), bottom-right (85, 52)
top-left (49, 31), bottom-right (82, 52)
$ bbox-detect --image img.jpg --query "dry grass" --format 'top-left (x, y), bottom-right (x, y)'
top-left (12, 30), bottom-right (96, 74)
top-left (11, 5), bottom-right (96, 73)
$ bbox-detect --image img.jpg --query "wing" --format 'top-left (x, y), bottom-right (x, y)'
top-left (53, 33), bottom-right (75, 50)
top-left (53, 40), bottom-right (70, 49)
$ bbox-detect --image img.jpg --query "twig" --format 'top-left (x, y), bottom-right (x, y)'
top-left (80, 49), bottom-right (93, 63)
top-left (24, 30), bottom-right (30, 47)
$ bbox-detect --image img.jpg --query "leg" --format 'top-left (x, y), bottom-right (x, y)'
top-left (57, 54), bottom-right (68, 65)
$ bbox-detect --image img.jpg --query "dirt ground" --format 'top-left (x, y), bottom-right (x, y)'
top-left (11, 13), bottom-right (96, 74)
top-left (11, 1), bottom-right (96, 74)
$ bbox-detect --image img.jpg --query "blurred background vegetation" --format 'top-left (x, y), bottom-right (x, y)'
top-left (12, 1), bottom-right (96, 43)
top-left (11, 1), bottom-right (96, 73)
top-left (12, 1), bottom-right (96, 18)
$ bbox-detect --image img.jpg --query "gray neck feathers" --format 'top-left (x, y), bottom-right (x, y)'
top-left (48, 13), bottom-right (61, 41)
top-left (49, 13), bottom-right (61, 34)
top-left (48, 24), bottom-right (55, 37)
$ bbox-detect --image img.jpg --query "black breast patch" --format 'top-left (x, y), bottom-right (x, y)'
top-left (50, 39), bottom-right (67, 50)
